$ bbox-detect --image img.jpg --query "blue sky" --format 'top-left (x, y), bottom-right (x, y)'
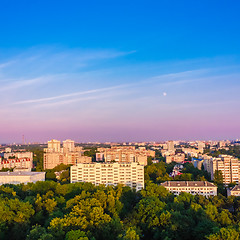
top-left (0, 0), bottom-right (240, 143)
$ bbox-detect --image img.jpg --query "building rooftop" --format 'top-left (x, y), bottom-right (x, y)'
top-left (230, 185), bottom-right (240, 192)
top-left (0, 171), bottom-right (45, 176)
top-left (161, 181), bottom-right (216, 187)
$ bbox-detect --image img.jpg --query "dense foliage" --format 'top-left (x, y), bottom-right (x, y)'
top-left (0, 177), bottom-right (240, 240)
top-left (145, 162), bottom-right (210, 183)
top-left (1, 145), bottom-right (240, 239)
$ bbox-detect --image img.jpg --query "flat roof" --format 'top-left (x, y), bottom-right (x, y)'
top-left (0, 172), bottom-right (45, 176)
top-left (161, 181), bottom-right (216, 187)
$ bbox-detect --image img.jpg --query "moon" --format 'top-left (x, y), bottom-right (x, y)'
top-left (163, 92), bottom-right (167, 96)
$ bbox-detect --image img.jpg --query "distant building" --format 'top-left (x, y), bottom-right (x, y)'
top-left (192, 158), bottom-right (204, 170)
top-left (152, 159), bottom-right (159, 164)
top-left (5, 147), bottom-right (12, 153)
top-left (161, 181), bottom-right (217, 197)
top-left (96, 146), bottom-right (155, 166)
top-left (182, 148), bottom-right (199, 158)
top-left (71, 162), bottom-right (144, 191)
top-left (47, 139), bottom-right (61, 152)
top-left (44, 139), bottom-right (91, 169)
top-left (63, 139), bottom-right (75, 152)
top-left (0, 158), bottom-right (32, 170)
top-left (210, 155), bottom-right (239, 185)
top-left (218, 141), bottom-right (226, 148)
top-left (166, 153), bottom-right (185, 164)
top-left (197, 141), bottom-right (205, 153)
top-left (167, 141), bottom-right (175, 152)
top-left (4, 151), bottom-right (33, 161)
top-left (169, 164), bottom-right (184, 178)
top-left (227, 185), bottom-right (240, 197)
top-left (96, 152), bottom-right (105, 162)
top-left (0, 172), bottom-right (45, 185)
top-left (201, 155), bottom-right (212, 173)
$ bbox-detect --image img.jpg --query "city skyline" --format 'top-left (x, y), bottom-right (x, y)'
top-left (1, 1), bottom-right (240, 143)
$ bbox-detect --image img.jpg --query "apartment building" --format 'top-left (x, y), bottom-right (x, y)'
top-left (192, 158), bottom-right (204, 170)
top-left (44, 139), bottom-right (91, 169)
top-left (4, 151), bottom-right (33, 161)
top-left (182, 148), bottom-right (200, 158)
top-left (166, 153), bottom-right (185, 164)
top-left (210, 155), bottom-right (239, 185)
top-left (201, 155), bottom-right (212, 173)
top-left (197, 141), bottom-right (205, 153)
top-left (96, 146), bottom-right (155, 166)
top-left (0, 158), bottom-right (32, 170)
top-left (167, 141), bottom-right (175, 152)
top-left (70, 162), bottom-right (144, 191)
top-left (161, 181), bottom-right (217, 197)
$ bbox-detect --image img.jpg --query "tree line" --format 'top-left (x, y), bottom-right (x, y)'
top-left (0, 172), bottom-right (240, 239)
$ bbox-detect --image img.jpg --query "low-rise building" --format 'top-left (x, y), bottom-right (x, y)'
top-left (169, 164), bottom-right (184, 178)
top-left (227, 185), bottom-right (240, 197)
top-left (4, 151), bottom-right (33, 161)
top-left (0, 158), bottom-right (32, 170)
top-left (161, 181), bottom-right (217, 197)
top-left (0, 172), bottom-right (45, 185)
top-left (71, 162), bottom-right (144, 191)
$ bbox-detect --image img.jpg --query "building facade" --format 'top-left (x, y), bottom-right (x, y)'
top-left (0, 172), bottom-right (45, 185)
top-left (0, 158), bottom-right (32, 170)
top-left (167, 141), bottom-right (175, 152)
top-left (161, 181), bottom-right (217, 197)
top-left (96, 146), bottom-right (155, 166)
top-left (71, 162), bottom-right (144, 191)
top-left (44, 139), bottom-right (91, 169)
top-left (166, 153), bottom-right (185, 164)
top-left (210, 155), bottom-right (239, 185)
top-left (4, 151), bottom-right (33, 161)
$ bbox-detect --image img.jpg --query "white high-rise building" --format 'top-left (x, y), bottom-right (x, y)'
top-left (71, 162), bottom-right (144, 191)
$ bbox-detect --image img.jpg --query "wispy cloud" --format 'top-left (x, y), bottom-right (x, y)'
top-left (0, 61), bottom-right (15, 69)
top-left (13, 83), bottom-right (131, 105)
top-left (153, 69), bottom-right (209, 79)
top-left (11, 68), bottom-right (221, 106)
top-left (0, 74), bottom-right (62, 92)
top-left (0, 77), bottom-right (43, 91)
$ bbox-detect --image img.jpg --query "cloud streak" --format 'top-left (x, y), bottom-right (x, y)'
top-left (13, 83), bottom-right (132, 105)
top-left (12, 68), bottom-right (232, 107)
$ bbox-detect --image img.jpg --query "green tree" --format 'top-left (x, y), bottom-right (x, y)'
top-left (65, 230), bottom-right (88, 240)
top-left (214, 170), bottom-right (223, 185)
top-left (119, 227), bottom-right (140, 240)
top-left (26, 225), bottom-right (54, 240)
top-left (207, 227), bottom-right (239, 240)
